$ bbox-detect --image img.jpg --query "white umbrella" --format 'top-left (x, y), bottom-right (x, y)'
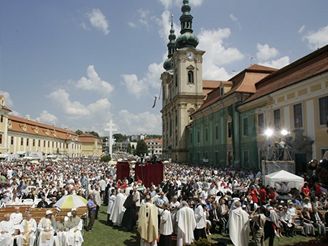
top-left (54, 195), bottom-right (87, 209)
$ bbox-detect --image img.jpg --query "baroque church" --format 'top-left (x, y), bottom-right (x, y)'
top-left (161, 0), bottom-right (328, 170)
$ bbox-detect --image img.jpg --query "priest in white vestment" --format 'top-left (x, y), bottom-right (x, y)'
top-left (38, 210), bottom-right (55, 246)
top-left (55, 216), bottom-right (68, 246)
top-left (19, 213), bottom-right (37, 246)
top-left (228, 201), bottom-right (250, 246)
top-left (10, 207), bottom-right (23, 231)
top-left (110, 189), bottom-right (127, 226)
top-left (176, 201), bottom-right (196, 246)
top-left (159, 203), bottom-right (173, 246)
top-left (0, 214), bottom-right (15, 246)
top-left (66, 208), bottom-right (83, 246)
top-left (138, 196), bottom-right (159, 246)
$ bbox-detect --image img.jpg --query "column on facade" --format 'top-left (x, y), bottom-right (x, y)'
top-left (306, 99), bottom-right (316, 159)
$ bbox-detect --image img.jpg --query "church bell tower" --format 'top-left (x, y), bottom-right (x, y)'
top-left (161, 0), bottom-right (205, 163)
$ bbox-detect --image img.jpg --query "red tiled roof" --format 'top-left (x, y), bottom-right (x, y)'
top-left (246, 45), bottom-right (328, 103)
top-left (8, 115), bottom-right (77, 141)
top-left (194, 64), bottom-right (276, 114)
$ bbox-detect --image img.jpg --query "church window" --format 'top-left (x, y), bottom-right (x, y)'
top-left (0, 115), bottom-right (3, 123)
top-left (319, 96), bottom-right (328, 125)
top-left (215, 125), bottom-right (219, 140)
top-left (0, 134), bottom-right (2, 144)
top-left (227, 122), bottom-right (232, 138)
top-left (175, 73), bottom-right (178, 87)
top-left (188, 70), bottom-right (194, 84)
top-left (243, 118), bottom-right (249, 136)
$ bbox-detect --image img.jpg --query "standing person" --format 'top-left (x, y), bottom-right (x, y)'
top-left (107, 189), bottom-right (116, 225)
top-left (159, 203), bottom-right (173, 246)
top-left (91, 186), bottom-right (102, 219)
top-left (20, 212), bottom-right (37, 246)
top-left (138, 195), bottom-right (159, 246)
top-left (176, 201), bottom-right (196, 246)
top-left (110, 189), bottom-right (127, 226)
top-left (228, 201), bottom-right (250, 246)
top-left (250, 206), bottom-right (266, 246)
top-left (121, 190), bottom-right (137, 231)
top-left (194, 199), bottom-right (206, 240)
top-left (86, 194), bottom-right (97, 231)
top-left (38, 210), bottom-right (55, 246)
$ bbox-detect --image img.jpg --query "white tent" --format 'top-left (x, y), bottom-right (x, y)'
top-left (265, 170), bottom-right (304, 192)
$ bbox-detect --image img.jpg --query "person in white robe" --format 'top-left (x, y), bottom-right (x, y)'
top-left (66, 208), bottom-right (83, 246)
top-left (55, 216), bottom-right (68, 246)
top-left (106, 189), bottom-right (116, 224)
top-left (170, 196), bottom-right (180, 234)
top-left (110, 189), bottom-right (127, 226)
top-left (159, 203), bottom-right (173, 246)
top-left (0, 214), bottom-right (16, 246)
top-left (38, 210), bottom-right (55, 246)
top-left (19, 213), bottom-right (37, 246)
top-left (228, 201), bottom-right (250, 246)
top-left (10, 207), bottom-right (23, 231)
top-left (176, 201), bottom-right (196, 246)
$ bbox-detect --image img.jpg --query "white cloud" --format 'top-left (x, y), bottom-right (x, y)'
top-left (198, 28), bottom-right (244, 80)
top-left (261, 56), bottom-right (290, 69)
top-left (117, 110), bottom-right (161, 134)
top-left (36, 110), bottom-right (58, 125)
top-left (128, 22), bottom-right (136, 28)
top-left (255, 43), bottom-right (290, 69)
top-left (298, 25), bottom-right (305, 34)
top-left (159, 0), bottom-right (204, 9)
top-left (229, 13), bottom-right (238, 22)
top-left (74, 65), bottom-right (114, 95)
top-left (256, 43), bottom-right (278, 61)
top-left (122, 62), bottom-right (164, 98)
top-left (48, 89), bottom-right (111, 118)
top-left (48, 89), bottom-right (89, 117)
top-left (304, 25), bottom-right (328, 49)
top-left (87, 8), bottom-right (109, 35)
top-left (0, 90), bottom-right (13, 107)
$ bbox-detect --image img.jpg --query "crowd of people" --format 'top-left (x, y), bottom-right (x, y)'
top-left (0, 158), bottom-right (328, 246)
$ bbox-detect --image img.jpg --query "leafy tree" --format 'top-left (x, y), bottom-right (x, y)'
top-left (75, 129), bottom-right (83, 135)
top-left (100, 155), bottom-right (111, 162)
top-left (135, 140), bottom-right (148, 157)
top-left (86, 131), bottom-right (100, 137)
top-left (113, 133), bottom-right (128, 142)
top-left (127, 144), bottom-right (132, 154)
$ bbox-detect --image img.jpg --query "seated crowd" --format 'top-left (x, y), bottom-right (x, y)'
top-left (0, 159), bottom-right (328, 246)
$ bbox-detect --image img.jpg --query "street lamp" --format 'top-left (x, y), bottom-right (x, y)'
top-left (280, 129), bottom-right (290, 136)
top-left (264, 128), bottom-right (274, 138)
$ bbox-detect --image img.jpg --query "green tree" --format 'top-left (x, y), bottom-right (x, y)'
top-left (75, 129), bottom-right (83, 135)
top-left (100, 155), bottom-right (111, 162)
top-left (86, 131), bottom-right (100, 137)
top-left (135, 140), bottom-right (148, 157)
top-left (127, 144), bottom-right (132, 154)
top-left (113, 133), bottom-right (128, 142)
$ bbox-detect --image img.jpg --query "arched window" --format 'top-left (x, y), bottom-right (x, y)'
top-left (188, 70), bottom-right (194, 84)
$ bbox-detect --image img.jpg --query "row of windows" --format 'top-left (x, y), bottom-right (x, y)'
top-left (257, 96), bottom-right (327, 130)
top-left (8, 136), bottom-right (80, 149)
top-left (191, 121), bottom-right (232, 144)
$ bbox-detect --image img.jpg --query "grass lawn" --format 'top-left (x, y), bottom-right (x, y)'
top-left (83, 206), bottom-right (317, 246)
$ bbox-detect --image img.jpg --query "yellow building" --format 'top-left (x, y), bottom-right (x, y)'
top-left (79, 133), bottom-right (102, 157)
top-left (239, 45), bottom-right (328, 166)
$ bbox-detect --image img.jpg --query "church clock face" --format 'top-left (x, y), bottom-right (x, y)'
top-left (187, 52), bottom-right (194, 61)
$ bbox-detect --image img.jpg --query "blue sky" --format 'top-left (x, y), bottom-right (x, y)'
top-left (0, 0), bottom-right (327, 135)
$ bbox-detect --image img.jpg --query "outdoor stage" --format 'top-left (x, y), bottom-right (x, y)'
top-left (116, 161), bottom-right (164, 187)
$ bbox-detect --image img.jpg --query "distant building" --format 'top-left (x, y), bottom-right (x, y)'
top-left (79, 133), bottom-right (102, 157)
top-left (145, 138), bottom-right (163, 156)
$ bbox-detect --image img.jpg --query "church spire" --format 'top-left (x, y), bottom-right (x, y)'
top-left (176, 0), bottom-right (199, 49)
top-left (167, 14), bottom-right (176, 58)
top-left (163, 14), bottom-right (176, 71)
